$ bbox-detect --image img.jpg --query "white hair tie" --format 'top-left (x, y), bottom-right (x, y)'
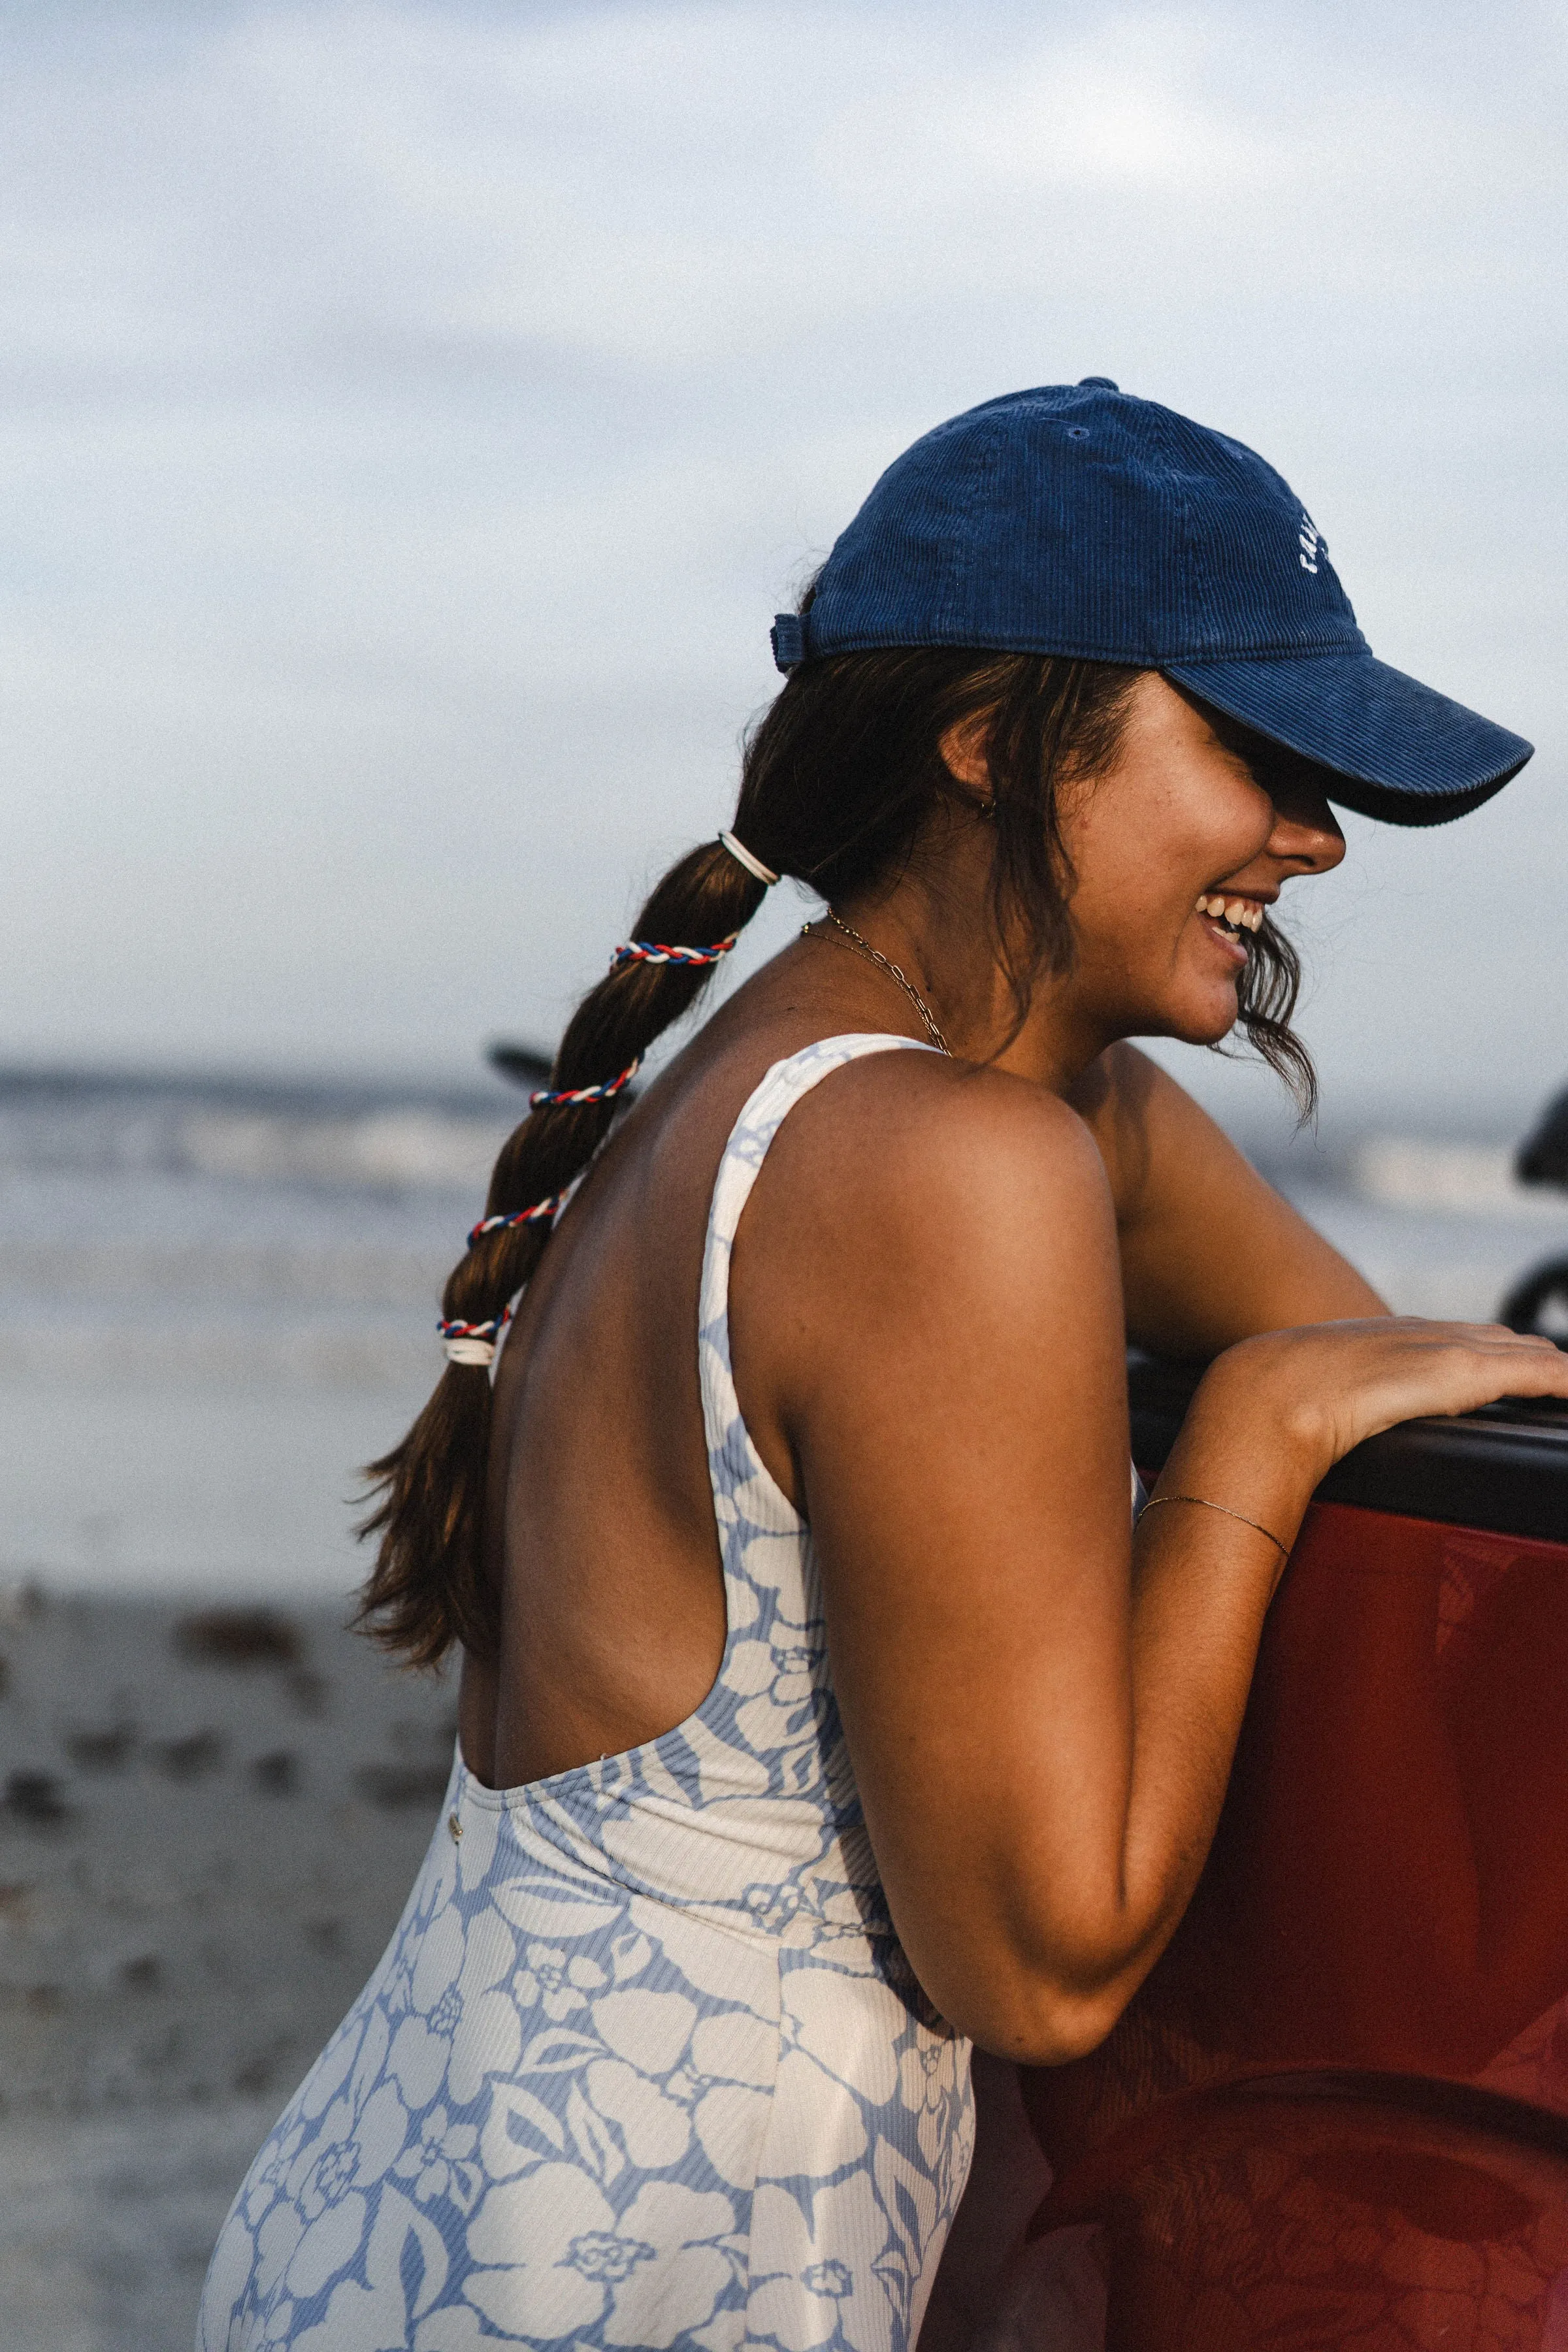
top-left (718, 831), bottom-right (779, 887)
top-left (444, 1335), bottom-right (498, 1368)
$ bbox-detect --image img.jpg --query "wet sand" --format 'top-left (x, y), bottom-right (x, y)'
top-left (0, 1586), bottom-right (455, 2349)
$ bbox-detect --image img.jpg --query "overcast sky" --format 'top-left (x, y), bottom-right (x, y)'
top-left (3, 0), bottom-right (1565, 1136)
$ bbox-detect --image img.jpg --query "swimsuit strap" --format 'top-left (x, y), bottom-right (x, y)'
top-left (698, 1032), bottom-right (938, 1518)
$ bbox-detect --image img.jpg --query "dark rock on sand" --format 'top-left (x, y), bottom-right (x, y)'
top-left (152, 1728), bottom-right (227, 1781)
top-left (251, 1748), bottom-right (300, 1795)
top-left (3, 1770), bottom-right (74, 1827)
top-left (171, 1606), bottom-right (304, 1669)
top-left (0, 1590), bottom-right (453, 2103)
top-left (63, 1723), bottom-right (137, 1772)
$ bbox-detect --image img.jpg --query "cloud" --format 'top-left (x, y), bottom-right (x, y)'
top-left (0, 0), bottom-right (1562, 1115)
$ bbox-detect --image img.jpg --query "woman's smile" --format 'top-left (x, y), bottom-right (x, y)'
top-left (1194, 890), bottom-right (1270, 967)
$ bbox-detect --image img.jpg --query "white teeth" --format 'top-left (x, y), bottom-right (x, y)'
top-left (1197, 894), bottom-right (1265, 932)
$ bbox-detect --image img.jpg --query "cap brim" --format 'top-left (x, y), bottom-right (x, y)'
top-left (1161, 650), bottom-right (1532, 826)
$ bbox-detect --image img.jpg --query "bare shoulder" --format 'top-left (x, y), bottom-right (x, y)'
top-left (727, 1041), bottom-right (1128, 1502)
top-left (735, 1044), bottom-right (1120, 1338)
top-left (770, 1044), bottom-right (1107, 1222)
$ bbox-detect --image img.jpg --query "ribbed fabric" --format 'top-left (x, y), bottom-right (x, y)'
top-left (198, 1033), bottom-right (974, 2352)
top-left (1161, 650), bottom-right (1527, 823)
top-left (777, 382), bottom-right (1531, 823)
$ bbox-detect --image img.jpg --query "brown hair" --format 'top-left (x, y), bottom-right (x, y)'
top-left (356, 635), bottom-right (1312, 1668)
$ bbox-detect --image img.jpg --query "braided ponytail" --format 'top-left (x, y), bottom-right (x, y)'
top-left (355, 837), bottom-right (770, 1666)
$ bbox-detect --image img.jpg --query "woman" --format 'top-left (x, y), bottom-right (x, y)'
top-left (200, 381), bottom-right (1567, 2352)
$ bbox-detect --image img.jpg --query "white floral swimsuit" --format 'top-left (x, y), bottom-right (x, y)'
top-left (199, 1034), bottom-right (976, 2352)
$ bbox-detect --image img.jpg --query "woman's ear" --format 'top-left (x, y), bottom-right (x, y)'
top-left (938, 714), bottom-right (994, 813)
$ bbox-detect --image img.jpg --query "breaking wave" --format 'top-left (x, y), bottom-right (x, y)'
top-left (0, 1068), bottom-right (519, 1193)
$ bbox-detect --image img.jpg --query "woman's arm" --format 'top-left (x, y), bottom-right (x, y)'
top-left (1068, 1042), bottom-right (1387, 1354)
top-left (732, 1054), bottom-right (1568, 2066)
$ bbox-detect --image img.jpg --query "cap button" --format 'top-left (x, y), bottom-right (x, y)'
top-left (1078, 376), bottom-right (1119, 391)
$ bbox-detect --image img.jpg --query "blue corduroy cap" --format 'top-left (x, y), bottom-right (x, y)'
top-left (770, 382), bottom-right (1531, 825)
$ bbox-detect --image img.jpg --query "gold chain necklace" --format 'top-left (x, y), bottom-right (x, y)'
top-left (801, 909), bottom-right (953, 1056)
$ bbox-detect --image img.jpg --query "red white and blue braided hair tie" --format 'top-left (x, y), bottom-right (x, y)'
top-left (467, 1194), bottom-right (568, 1249)
top-left (609, 932), bottom-right (738, 972)
top-left (529, 1057), bottom-right (640, 1109)
top-left (444, 1180), bottom-right (581, 1364)
top-left (440, 1193), bottom-right (566, 1365)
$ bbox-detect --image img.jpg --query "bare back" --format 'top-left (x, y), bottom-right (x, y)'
top-left (462, 982), bottom-right (895, 1788)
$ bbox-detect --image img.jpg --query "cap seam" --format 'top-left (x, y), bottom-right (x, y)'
top-left (936, 417), bottom-right (1005, 636)
top-left (802, 629), bottom-right (1367, 665)
top-left (1166, 638), bottom-right (1375, 667)
top-left (1143, 402), bottom-right (1207, 653)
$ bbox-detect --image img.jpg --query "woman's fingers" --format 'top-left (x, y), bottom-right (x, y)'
top-left (1357, 1324), bottom-right (1568, 1431)
top-left (1208, 1318), bottom-right (1568, 1481)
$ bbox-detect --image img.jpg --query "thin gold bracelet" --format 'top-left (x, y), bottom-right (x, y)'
top-left (1138, 1493), bottom-right (1290, 1563)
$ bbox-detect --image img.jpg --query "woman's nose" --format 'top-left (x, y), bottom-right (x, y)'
top-left (1267, 791), bottom-right (1347, 876)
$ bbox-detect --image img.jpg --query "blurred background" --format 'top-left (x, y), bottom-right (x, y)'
top-left (0, 1), bottom-right (1564, 2343)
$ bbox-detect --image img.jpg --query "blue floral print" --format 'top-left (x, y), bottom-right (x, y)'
top-left (199, 1034), bottom-right (974, 2351)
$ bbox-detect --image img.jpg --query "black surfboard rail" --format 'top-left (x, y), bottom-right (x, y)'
top-left (1128, 1352), bottom-right (1568, 1545)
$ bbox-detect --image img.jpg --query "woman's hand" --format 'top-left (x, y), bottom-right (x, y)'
top-left (1189, 1316), bottom-right (1568, 1495)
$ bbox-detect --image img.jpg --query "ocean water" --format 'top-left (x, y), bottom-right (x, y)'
top-left (2, 1065), bottom-right (1565, 1599)
top-left (0, 1069), bottom-right (515, 1598)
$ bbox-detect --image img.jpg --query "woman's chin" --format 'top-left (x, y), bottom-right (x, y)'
top-left (1135, 990), bottom-right (1241, 1050)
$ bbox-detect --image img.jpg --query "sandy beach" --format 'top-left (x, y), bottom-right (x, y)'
top-left (0, 1586), bottom-right (456, 2350)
